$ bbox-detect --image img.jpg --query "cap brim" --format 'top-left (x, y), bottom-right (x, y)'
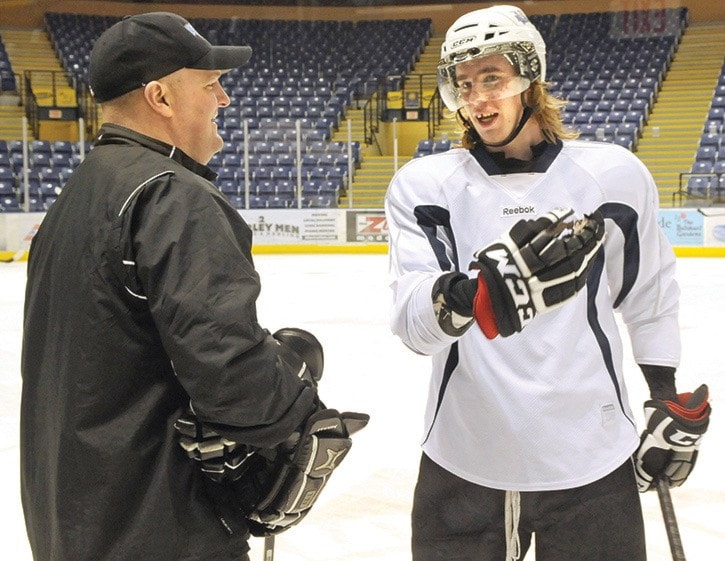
top-left (193, 45), bottom-right (253, 70)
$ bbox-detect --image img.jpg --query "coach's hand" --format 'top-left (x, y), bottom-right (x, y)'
top-left (470, 208), bottom-right (605, 338)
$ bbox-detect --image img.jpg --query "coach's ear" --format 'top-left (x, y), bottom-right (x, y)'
top-left (143, 80), bottom-right (173, 117)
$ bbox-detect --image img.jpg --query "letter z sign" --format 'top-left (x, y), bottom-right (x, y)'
top-left (350, 213), bottom-right (388, 242)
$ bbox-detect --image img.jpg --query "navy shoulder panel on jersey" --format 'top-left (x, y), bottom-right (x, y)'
top-left (414, 205), bottom-right (461, 272)
top-left (600, 202), bottom-right (640, 307)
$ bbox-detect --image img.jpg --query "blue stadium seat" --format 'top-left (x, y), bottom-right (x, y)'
top-left (699, 133), bottom-right (720, 147)
top-left (691, 161), bottom-right (713, 174)
top-left (218, 180), bottom-right (237, 195)
top-left (687, 177), bottom-right (712, 196)
top-left (52, 140), bottom-right (73, 154)
top-left (248, 195), bottom-right (266, 209)
top-left (217, 167), bottom-right (238, 182)
top-left (39, 181), bottom-right (62, 198)
top-left (0, 195), bottom-right (21, 212)
top-left (267, 195), bottom-right (291, 209)
top-left (306, 194), bottom-right (337, 208)
top-left (0, 180), bottom-right (14, 196)
top-left (433, 139), bottom-right (451, 152)
top-left (696, 146), bottom-right (717, 162)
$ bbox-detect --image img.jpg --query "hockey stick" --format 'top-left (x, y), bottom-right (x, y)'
top-left (263, 535), bottom-right (275, 561)
top-left (655, 478), bottom-right (686, 561)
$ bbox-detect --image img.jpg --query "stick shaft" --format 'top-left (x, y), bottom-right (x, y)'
top-left (655, 478), bottom-right (687, 561)
top-left (263, 535), bottom-right (275, 561)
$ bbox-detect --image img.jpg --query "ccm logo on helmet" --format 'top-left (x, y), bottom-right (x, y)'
top-left (450, 36), bottom-right (476, 49)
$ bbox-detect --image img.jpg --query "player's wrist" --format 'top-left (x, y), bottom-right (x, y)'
top-left (639, 364), bottom-right (677, 401)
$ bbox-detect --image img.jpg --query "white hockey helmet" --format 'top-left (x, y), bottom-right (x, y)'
top-left (438, 5), bottom-right (546, 111)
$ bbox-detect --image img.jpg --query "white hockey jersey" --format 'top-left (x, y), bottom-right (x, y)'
top-left (385, 140), bottom-right (680, 491)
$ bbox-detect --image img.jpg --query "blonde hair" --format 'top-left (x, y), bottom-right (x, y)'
top-left (455, 81), bottom-right (579, 149)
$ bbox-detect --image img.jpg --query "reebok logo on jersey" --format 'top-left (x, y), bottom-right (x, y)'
top-left (502, 205), bottom-right (536, 217)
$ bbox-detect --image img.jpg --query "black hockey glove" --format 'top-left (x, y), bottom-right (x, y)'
top-left (633, 384), bottom-right (711, 492)
top-left (174, 328), bottom-right (324, 483)
top-left (175, 410), bottom-right (254, 484)
top-left (469, 208), bottom-right (605, 338)
top-left (174, 328), bottom-right (369, 536)
top-left (273, 327), bottom-right (324, 387)
top-left (245, 408), bottom-right (369, 536)
top-left (432, 272), bottom-right (477, 337)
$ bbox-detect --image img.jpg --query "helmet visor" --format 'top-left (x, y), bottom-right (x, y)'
top-left (438, 50), bottom-right (533, 111)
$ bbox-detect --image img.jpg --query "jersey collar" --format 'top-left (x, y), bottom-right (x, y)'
top-left (470, 138), bottom-right (563, 175)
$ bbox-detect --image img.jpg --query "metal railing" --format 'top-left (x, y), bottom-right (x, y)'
top-left (22, 72), bottom-right (40, 138)
top-left (674, 172), bottom-right (725, 206)
top-left (426, 88), bottom-right (445, 140)
top-left (1, 117), bottom-right (361, 212)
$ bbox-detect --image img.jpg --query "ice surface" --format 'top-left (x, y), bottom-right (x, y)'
top-left (2, 255), bottom-right (723, 560)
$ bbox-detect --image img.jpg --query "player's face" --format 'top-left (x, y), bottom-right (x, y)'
top-left (162, 68), bottom-right (230, 164)
top-left (455, 55), bottom-right (528, 146)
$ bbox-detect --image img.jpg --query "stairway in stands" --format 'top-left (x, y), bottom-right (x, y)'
top-left (412, 34), bottom-right (462, 144)
top-left (0, 101), bottom-right (27, 140)
top-left (0, 27), bottom-right (75, 140)
top-left (342, 20), bottom-right (725, 210)
top-left (636, 22), bottom-right (725, 206)
top-left (331, 107), bottom-right (386, 208)
top-left (341, 151), bottom-right (396, 208)
top-left (340, 34), bottom-right (457, 209)
top-left (334, 104), bottom-right (400, 209)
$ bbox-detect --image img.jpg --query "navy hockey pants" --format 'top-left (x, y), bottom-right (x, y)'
top-left (412, 454), bottom-right (646, 561)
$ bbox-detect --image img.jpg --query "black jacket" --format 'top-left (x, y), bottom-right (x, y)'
top-left (21, 124), bottom-right (316, 561)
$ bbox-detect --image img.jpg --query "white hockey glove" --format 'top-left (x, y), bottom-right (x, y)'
top-left (469, 208), bottom-right (605, 338)
top-left (633, 384), bottom-right (711, 492)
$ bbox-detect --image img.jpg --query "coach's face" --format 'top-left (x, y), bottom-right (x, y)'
top-left (159, 68), bottom-right (231, 164)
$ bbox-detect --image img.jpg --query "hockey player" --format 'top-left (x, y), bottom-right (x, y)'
top-left (21, 12), bottom-right (366, 561)
top-left (385, 6), bottom-right (710, 561)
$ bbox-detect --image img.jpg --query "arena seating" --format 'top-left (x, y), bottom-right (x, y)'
top-left (0, 39), bottom-right (17, 92)
top-left (5, 8), bottom-right (722, 211)
top-left (687, 61), bottom-right (725, 199)
top-left (0, 138), bottom-right (86, 211)
top-left (414, 8), bottom-right (689, 157)
top-left (36, 13), bottom-right (433, 210)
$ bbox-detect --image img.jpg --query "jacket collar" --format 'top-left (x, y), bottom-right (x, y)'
top-left (94, 123), bottom-right (217, 181)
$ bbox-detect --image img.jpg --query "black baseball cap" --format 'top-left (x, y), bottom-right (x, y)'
top-left (89, 12), bottom-right (252, 102)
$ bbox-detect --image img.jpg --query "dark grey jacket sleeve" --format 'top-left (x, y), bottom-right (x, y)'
top-left (126, 173), bottom-right (316, 448)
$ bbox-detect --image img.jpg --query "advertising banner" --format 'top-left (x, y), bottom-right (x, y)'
top-left (699, 208), bottom-right (725, 247)
top-left (345, 210), bottom-right (389, 243)
top-left (239, 208), bottom-right (344, 244)
top-left (657, 209), bottom-right (704, 246)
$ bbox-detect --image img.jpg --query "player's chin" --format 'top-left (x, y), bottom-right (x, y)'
top-left (474, 128), bottom-right (506, 146)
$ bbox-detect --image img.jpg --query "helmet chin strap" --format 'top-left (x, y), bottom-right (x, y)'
top-left (461, 93), bottom-right (533, 149)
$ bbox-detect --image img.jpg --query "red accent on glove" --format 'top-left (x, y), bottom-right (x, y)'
top-left (664, 390), bottom-right (710, 422)
top-left (473, 273), bottom-right (499, 339)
